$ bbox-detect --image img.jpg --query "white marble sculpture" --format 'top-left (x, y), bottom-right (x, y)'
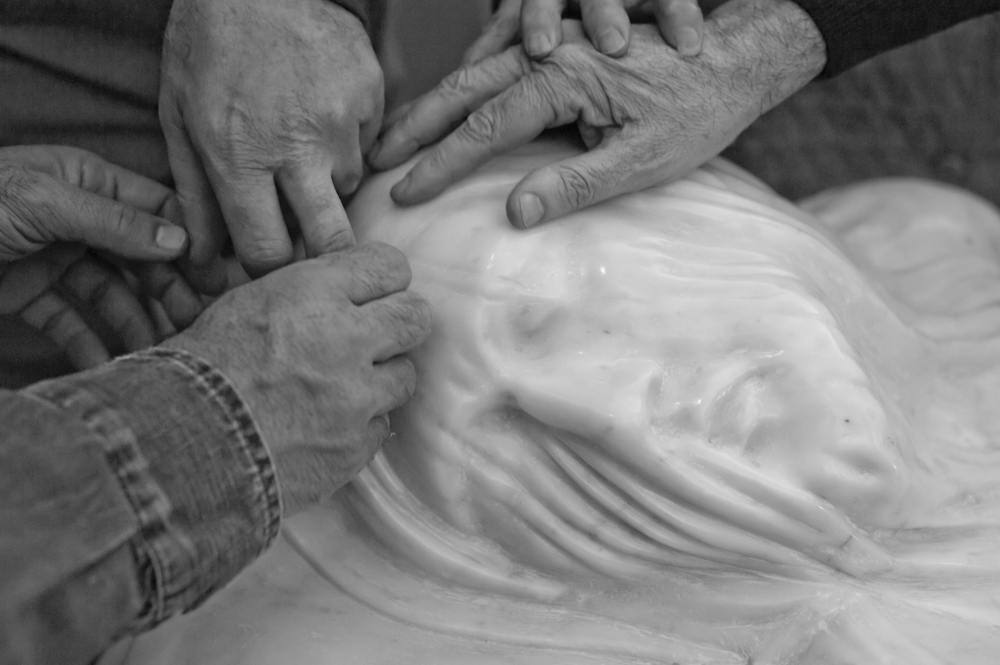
top-left (113, 141), bottom-right (1000, 665)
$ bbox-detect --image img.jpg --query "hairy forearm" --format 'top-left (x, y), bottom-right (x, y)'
top-left (709, 0), bottom-right (827, 118)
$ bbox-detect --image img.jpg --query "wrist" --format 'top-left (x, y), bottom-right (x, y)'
top-left (710, 0), bottom-right (827, 118)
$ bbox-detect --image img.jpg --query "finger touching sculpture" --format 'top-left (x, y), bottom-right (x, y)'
top-left (117, 140), bottom-right (1000, 665)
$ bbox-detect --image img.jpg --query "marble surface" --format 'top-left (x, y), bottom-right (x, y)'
top-left (113, 141), bottom-right (1000, 665)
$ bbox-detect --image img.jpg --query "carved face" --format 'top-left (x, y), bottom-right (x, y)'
top-left (125, 143), bottom-right (1000, 665)
top-left (350, 145), bottom-right (924, 580)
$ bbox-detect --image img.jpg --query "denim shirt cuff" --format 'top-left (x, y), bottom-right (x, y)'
top-left (25, 348), bottom-right (281, 630)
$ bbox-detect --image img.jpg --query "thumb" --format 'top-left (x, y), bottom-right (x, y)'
top-left (1, 167), bottom-right (188, 262)
top-left (506, 135), bottom-right (648, 228)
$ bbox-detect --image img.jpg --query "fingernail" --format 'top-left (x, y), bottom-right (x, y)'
top-left (518, 193), bottom-right (544, 228)
top-left (155, 224), bottom-right (187, 251)
top-left (678, 27), bottom-right (702, 56)
top-left (526, 34), bottom-right (552, 58)
top-left (599, 30), bottom-right (627, 56)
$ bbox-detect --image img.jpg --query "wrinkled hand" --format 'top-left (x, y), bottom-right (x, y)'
top-left (164, 243), bottom-right (432, 515)
top-left (373, 2), bottom-right (824, 229)
top-left (463, 0), bottom-right (704, 63)
top-left (0, 146), bottom-right (206, 369)
top-left (160, 0), bottom-right (384, 282)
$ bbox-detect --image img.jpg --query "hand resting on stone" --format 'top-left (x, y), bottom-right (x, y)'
top-left (372, 1), bottom-right (825, 229)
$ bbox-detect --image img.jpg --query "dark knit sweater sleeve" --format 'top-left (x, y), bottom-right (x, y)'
top-left (789, 1), bottom-right (1000, 76)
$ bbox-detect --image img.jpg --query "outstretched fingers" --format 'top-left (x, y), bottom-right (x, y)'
top-left (277, 160), bottom-right (355, 257)
top-left (389, 74), bottom-right (559, 206)
top-left (204, 165), bottom-right (290, 278)
top-left (371, 48), bottom-right (529, 171)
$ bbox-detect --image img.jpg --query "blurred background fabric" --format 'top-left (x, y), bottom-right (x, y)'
top-left (723, 13), bottom-right (1000, 209)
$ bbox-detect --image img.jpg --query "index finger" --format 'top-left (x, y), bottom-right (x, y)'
top-left (204, 166), bottom-right (291, 278)
top-left (389, 75), bottom-right (561, 206)
top-left (277, 160), bottom-right (355, 257)
top-left (370, 48), bottom-right (530, 171)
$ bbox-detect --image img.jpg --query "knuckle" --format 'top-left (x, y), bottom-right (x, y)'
top-left (321, 97), bottom-right (352, 125)
top-left (240, 240), bottom-right (294, 274)
top-left (439, 66), bottom-right (475, 98)
top-left (109, 203), bottom-right (140, 237)
top-left (201, 105), bottom-right (268, 171)
top-left (322, 226), bottom-right (356, 253)
top-left (0, 164), bottom-right (39, 212)
top-left (459, 109), bottom-right (500, 147)
top-left (38, 305), bottom-right (76, 340)
top-left (361, 242), bottom-right (411, 283)
top-left (83, 273), bottom-right (115, 310)
top-left (557, 164), bottom-right (598, 209)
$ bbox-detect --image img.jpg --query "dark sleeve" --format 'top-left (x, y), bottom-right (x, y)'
top-left (329, 0), bottom-right (387, 43)
top-left (0, 348), bottom-right (280, 665)
top-left (789, 0), bottom-right (1000, 76)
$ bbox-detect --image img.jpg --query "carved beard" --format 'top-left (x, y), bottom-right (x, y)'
top-left (124, 142), bottom-right (1000, 665)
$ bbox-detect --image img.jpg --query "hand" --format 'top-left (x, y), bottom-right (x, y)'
top-left (372, 1), bottom-right (825, 229)
top-left (463, 0), bottom-right (705, 64)
top-left (160, 0), bottom-right (384, 281)
top-left (0, 146), bottom-right (207, 370)
top-left (164, 243), bottom-right (432, 515)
